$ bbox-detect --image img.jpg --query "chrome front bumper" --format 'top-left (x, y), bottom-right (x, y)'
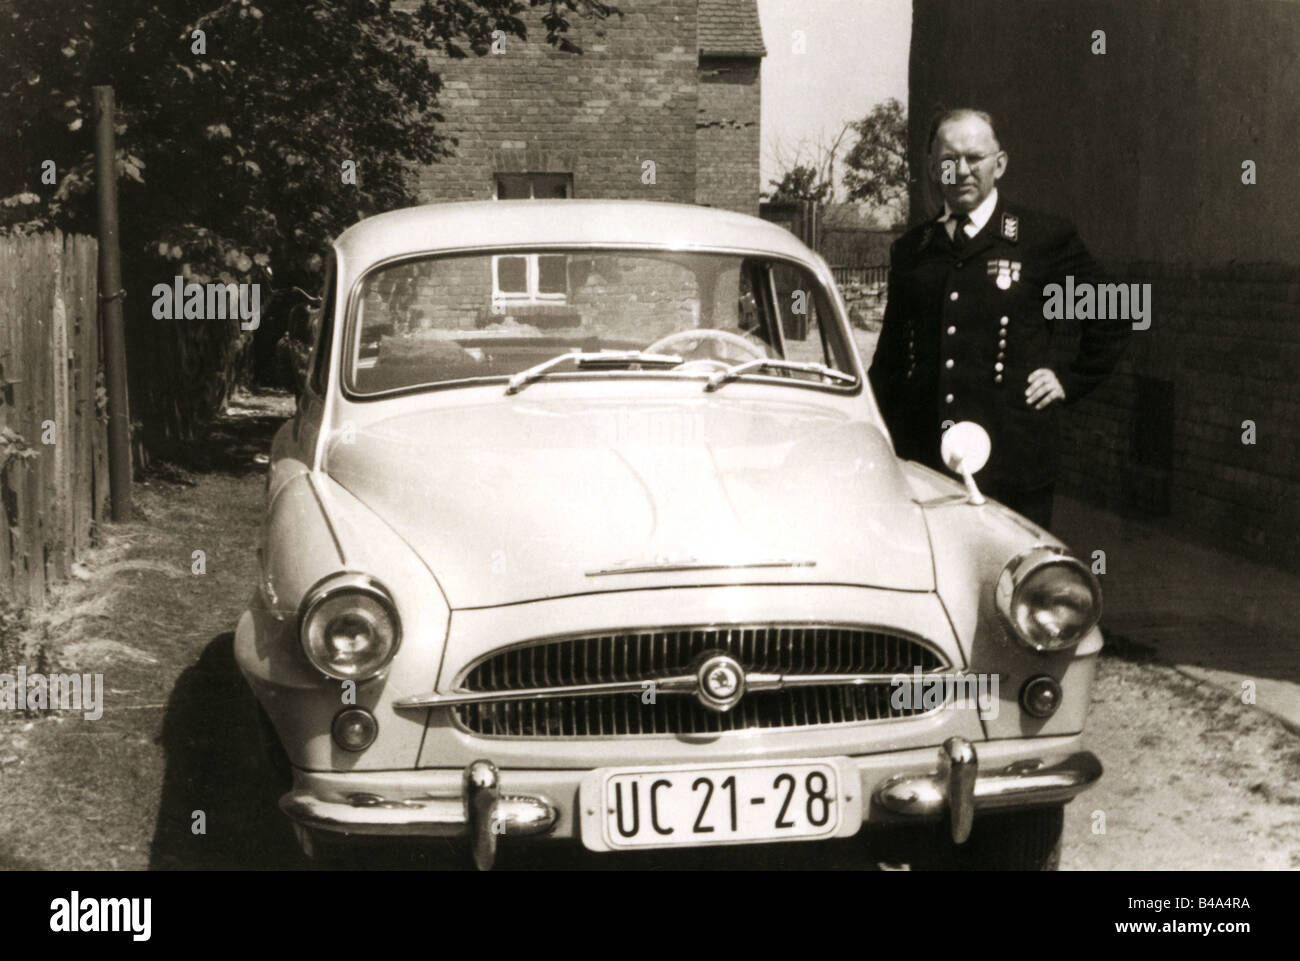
top-left (873, 737), bottom-right (1103, 843)
top-left (281, 760), bottom-right (558, 870)
top-left (280, 738), bottom-right (1101, 869)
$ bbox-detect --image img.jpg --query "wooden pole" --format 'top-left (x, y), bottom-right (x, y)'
top-left (93, 85), bottom-right (132, 521)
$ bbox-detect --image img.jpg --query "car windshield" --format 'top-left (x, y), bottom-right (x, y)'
top-left (343, 248), bottom-right (856, 395)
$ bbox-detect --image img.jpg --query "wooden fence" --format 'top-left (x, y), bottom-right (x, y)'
top-left (759, 199), bottom-right (822, 249)
top-left (760, 202), bottom-right (895, 291)
top-left (831, 265), bottom-right (889, 288)
top-left (820, 226), bottom-right (899, 269)
top-left (0, 231), bottom-right (108, 606)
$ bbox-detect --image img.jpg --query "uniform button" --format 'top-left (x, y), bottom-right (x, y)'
top-left (947, 325), bottom-right (957, 335)
top-left (955, 261), bottom-right (964, 269)
top-left (945, 393), bottom-right (954, 404)
top-left (998, 339), bottom-right (1007, 349)
top-left (949, 291), bottom-right (959, 301)
top-left (995, 362), bottom-right (1004, 372)
top-left (999, 315), bottom-right (1009, 326)
top-left (945, 359), bottom-right (954, 369)
top-left (995, 375), bottom-right (1003, 384)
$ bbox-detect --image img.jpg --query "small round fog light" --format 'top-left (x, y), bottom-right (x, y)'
top-left (1020, 675), bottom-right (1063, 718)
top-left (332, 708), bottom-right (378, 751)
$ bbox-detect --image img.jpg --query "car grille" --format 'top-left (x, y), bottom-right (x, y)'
top-left (454, 625), bottom-right (949, 738)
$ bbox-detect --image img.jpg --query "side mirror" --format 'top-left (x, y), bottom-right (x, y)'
top-left (940, 421), bottom-right (991, 505)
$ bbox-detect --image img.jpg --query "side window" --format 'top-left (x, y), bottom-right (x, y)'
top-left (308, 254), bottom-right (336, 396)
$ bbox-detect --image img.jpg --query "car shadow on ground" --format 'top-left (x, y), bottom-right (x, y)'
top-left (149, 632), bottom-right (304, 869)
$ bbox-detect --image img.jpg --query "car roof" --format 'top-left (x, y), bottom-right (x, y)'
top-left (332, 199), bottom-right (818, 270)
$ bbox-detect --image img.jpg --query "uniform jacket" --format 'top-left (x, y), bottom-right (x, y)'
top-left (868, 197), bottom-right (1130, 491)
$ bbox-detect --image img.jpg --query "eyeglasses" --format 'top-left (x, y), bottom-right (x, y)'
top-left (937, 152), bottom-right (1000, 171)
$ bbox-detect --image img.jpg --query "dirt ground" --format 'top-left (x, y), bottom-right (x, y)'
top-left (0, 389), bottom-right (1297, 870)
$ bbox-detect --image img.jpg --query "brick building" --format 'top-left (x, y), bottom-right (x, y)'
top-left (908, 0), bottom-right (1300, 572)
top-left (400, 0), bottom-right (765, 214)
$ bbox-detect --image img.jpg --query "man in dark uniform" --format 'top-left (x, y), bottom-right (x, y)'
top-left (868, 109), bottom-right (1131, 529)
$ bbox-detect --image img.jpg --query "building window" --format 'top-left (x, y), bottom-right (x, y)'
top-left (492, 253), bottom-right (570, 311)
top-left (490, 174), bottom-right (572, 313)
top-left (495, 173), bottom-right (573, 200)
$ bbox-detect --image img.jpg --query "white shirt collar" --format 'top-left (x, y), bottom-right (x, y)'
top-left (941, 187), bottom-right (999, 236)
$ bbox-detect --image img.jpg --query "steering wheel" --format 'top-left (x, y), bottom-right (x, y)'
top-left (645, 328), bottom-right (767, 367)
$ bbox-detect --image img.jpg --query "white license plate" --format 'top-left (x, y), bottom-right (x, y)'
top-left (579, 759), bottom-right (858, 851)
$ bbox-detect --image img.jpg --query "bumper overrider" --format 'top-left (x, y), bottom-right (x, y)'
top-left (280, 738), bottom-right (1101, 870)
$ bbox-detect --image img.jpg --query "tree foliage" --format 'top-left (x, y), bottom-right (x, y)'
top-left (0, 0), bottom-right (616, 447)
top-left (763, 163), bottom-right (830, 205)
top-left (843, 97), bottom-right (908, 225)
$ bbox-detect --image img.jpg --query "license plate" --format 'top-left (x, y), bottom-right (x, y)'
top-left (579, 759), bottom-right (858, 851)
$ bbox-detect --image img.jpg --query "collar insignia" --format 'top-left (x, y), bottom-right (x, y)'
top-left (1000, 213), bottom-right (1020, 242)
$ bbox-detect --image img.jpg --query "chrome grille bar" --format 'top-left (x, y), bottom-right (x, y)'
top-left (403, 624), bottom-right (952, 737)
top-left (393, 670), bottom-right (952, 709)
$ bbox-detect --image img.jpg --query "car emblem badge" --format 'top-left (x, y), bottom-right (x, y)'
top-left (708, 667), bottom-right (737, 696)
top-left (695, 653), bottom-right (746, 713)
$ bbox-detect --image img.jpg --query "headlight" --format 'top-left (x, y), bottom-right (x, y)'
top-left (995, 547), bottom-right (1101, 651)
top-left (299, 573), bottom-right (401, 680)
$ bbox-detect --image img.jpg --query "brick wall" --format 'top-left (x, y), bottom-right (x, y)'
top-left (404, 1), bottom-right (700, 204)
top-left (1057, 263), bottom-right (1300, 571)
top-left (695, 57), bottom-right (761, 214)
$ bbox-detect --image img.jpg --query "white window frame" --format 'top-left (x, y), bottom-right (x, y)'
top-left (491, 253), bottom-right (569, 313)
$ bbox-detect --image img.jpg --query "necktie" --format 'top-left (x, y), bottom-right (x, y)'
top-left (950, 213), bottom-right (970, 254)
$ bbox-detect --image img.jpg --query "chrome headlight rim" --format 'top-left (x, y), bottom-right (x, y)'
top-left (298, 572), bottom-right (402, 681)
top-left (995, 546), bottom-right (1102, 652)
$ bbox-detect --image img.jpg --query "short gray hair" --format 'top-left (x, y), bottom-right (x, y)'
top-left (927, 109), bottom-right (1001, 153)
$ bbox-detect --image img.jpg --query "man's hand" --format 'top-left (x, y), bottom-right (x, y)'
top-left (1026, 368), bottom-right (1066, 409)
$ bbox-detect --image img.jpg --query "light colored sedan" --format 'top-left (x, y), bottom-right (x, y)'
top-left (236, 199), bottom-right (1103, 870)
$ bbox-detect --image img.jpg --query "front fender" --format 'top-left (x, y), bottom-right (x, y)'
top-left (909, 463), bottom-right (1101, 740)
top-left (235, 470), bottom-right (450, 771)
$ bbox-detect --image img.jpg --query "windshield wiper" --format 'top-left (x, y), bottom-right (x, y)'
top-left (505, 350), bottom-right (684, 395)
top-left (704, 358), bottom-right (857, 392)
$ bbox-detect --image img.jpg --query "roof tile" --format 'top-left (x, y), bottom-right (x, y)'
top-left (698, 0), bottom-right (766, 57)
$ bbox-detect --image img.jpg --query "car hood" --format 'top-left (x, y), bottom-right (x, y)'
top-left (325, 397), bottom-right (934, 607)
